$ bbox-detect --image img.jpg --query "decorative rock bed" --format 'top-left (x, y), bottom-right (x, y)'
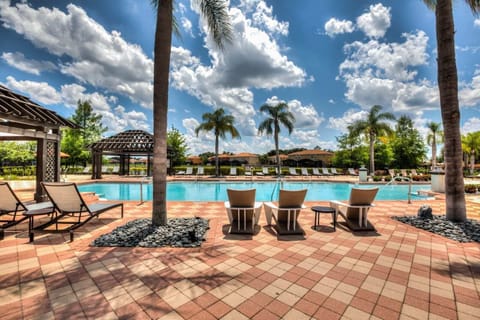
top-left (392, 215), bottom-right (480, 243)
top-left (91, 217), bottom-right (209, 248)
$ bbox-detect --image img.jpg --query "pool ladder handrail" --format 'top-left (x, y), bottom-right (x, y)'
top-left (138, 175), bottom-right (152, 206)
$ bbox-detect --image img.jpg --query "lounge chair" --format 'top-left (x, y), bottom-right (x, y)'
top-left (288, 167), bottom-right (298, 176)
top-left (388, 169), bottom-right (397, 178)
top-left (400, 169), bottom-right (409, 177)
top-left (329, 187), bottom-right (379, 231)
top-left (331, 168), bottom-right (340, 175)
top-left (82, 166), bottom-right (91, 174)
top-left (39, 182), bottom-right (123, 242)
top-left (229, 167), bottom-right (237, 176)
top-left (0, 182), bottom-right (53, 240)
top-left (176, 167), bottom-right (192, 175)
top-left (224, 189), bottom-right (262, 234)
top-left (322, 167), bottom-right (332, 176)
top-left (410, 169), bottom-right (420, 176)
top-left (312, 168), bottom-right (321, 176)
top-left (196, 166), bottom-right (204, 175)
top-left (264, 189), bottom-right (307, 235)
top-left (256, 167), bottom-right (269, 176)
top-left (244, 167), bottom-right (252, 176)
top-left (348, 168), bottom-right (358, 176)
top-left (111, 166), bottom-right (120, 174)
top-left (301, 168), bottom-right (309, 176)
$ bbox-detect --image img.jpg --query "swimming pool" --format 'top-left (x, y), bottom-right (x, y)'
top-left (77, 181), bottom-right (431, 201)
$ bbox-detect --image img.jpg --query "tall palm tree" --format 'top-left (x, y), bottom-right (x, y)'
top-left (423, 0), bottom-right (479, 222)
top-left (195, 108), bottom-right (240, 177)
top-left (426, 122), bottom-right (443, 170)
top-left (348, 105), bottom-right (395, 175)
top-left (462, 132), bottom-right (480, 175)
top-left (151, 0), bottom-right (232, 225)
top-left (258, 102), bottom-right (295, 177)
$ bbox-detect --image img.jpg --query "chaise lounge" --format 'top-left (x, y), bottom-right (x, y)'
top-left (38, 182), bottom-right (123, 242)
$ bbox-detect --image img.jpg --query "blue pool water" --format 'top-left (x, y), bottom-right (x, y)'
top-left (77, 181), bottom-right (430, 201)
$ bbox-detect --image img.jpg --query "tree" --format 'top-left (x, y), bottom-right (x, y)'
top-left (391, 115), bottom-right (426, 169)
top-left (195, 108), bottom-right (240, 177)
top-left (167, 127), bottom-right (188, 167)
top-left (348, 105), bottom-right (395, 174)
top-left (462, 131), bottom-right (480, 175)
top-left (423, 0), bottom-right (479, 222)
top-left (258, 102), bottom-right (295, 176)
top-left (151, 0), bottom-right (232, 226)
top-left (426, 122), bottom-right (443, 170)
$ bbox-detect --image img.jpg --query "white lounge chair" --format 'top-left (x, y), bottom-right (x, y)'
top-left (301, 168), bottom-right (309, 176)
top-left (288, 167), bottom-right (298, 176)
top-left (312, 168), bottom-right (321, 176)
top-left (330, 187), bottom-right (378, 231)
top-left (322, 167), bottom-right (332, 176)
top-left (348, 168), bottom-right (358, 176)
top-left (224, 189), bottom-right (262, 234)
top-left (264, 189), bottom-right (307, 235)
top-left (229, 167), bottom-right (237, 176)
top-left (330, 168), bottom-right (340, 175)
top-left (196, 166), bottom-right (204, 175)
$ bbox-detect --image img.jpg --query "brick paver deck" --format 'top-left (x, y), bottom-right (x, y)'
top-left (1, 196), bottom-right (479, 319)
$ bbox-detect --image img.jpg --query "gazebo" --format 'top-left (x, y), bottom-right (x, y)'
top-left (89, 130), bottom-right (156, 179)
top-left (0, 85), bottom-right (78, 201)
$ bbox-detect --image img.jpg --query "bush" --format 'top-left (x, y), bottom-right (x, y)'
top-left (465, 184), bottom-right (478, 193)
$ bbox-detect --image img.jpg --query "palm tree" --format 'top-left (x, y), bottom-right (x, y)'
top-left (348, 105), bottom-right (395, 175)
top-left (258, 102), bottom-right (295, 177)
top-left (426, 122), bottom-right (443, 170)
top-left (423, 0), bottom-right (479, 222)
top-left (195, 108), bottom-right (240, 177)
top-left (151, 0), bottom-right (232, 225)
top-left (462, 132), bottom-right (480, 175)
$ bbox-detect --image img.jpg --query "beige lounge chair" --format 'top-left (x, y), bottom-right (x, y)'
top-left (40, 182), bottom-right (123, 242)
top-left (224, 189), bottom-right (262, 234)
top-left (0, 182), bottom-right (53, 240)
top-left (330, 187), bottom-right (379, 231)
top-left (264, 189), bottom-right (307, 235)
top-left (348, 168), bottom-right (358, 176)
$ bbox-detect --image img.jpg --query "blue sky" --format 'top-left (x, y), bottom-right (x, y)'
top-left (1, 0), bottom-right (479, 156)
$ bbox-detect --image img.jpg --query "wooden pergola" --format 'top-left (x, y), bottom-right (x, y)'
top-left (89, 130), bottom-right (155, 179)
top-left (0, 85), bottom-right (78, 201)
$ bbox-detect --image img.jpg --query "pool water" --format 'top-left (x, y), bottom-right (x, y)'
top-left (77, 181), bottom-right (430, 201)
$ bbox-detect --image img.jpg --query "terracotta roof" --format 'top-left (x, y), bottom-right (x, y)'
top-left (231, 152), bottom-right (258, 157)
top-left (288, 149), bottom-right (333, 156)
top-left (0, 85), bottom-right (78, 129)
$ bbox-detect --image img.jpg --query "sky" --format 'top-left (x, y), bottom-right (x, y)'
top-left (0, 0), bottom-right (479, 157)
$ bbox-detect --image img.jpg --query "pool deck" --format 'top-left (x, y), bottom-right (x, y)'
top-left (1, 176), bottom-right (480, 319)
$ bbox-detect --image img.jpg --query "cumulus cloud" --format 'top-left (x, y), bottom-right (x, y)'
top-left (475, 18), bottom-right (480, 28)
top-left (328, 109), bottom-right (369, 133)
top-left (356, 3), bottom-right (391, 39)
top-left (462, 117), bottom-right (480, 134)
top-left (0, 2), bottom-right (153, 108)
top-left (3, 76), bottom-right (150, 134)
top-left (324, 18), bottom-right (354, 38)
top-left (1, 51), bottom-right (57, 75)
top-left (171, 3), bottom-right (308, 138)
top-left (5, 76), bottom-right (62, 105)
top-left (459, 69), bottom-right (480, 107)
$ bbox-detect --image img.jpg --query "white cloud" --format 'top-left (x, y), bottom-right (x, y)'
top-left (181, 17), bottom-right (194, 37)
top-left (356, 3), bottom-right (391, 39)
top-left (459, 69), bottom-right (480, 107)
top-left (462, 117), bottom-right (480, 134)
top-left (1, 51), bottom-right (57, 75)
top-left (5, 76), bottom-right (61, 105)
top-left (328, 109), bottom-right (369, 133)
top-left (324, 18), bottom-right (354, 38)
top-left (475, 18), bottom-right (480, 28)
top-left (0, 2), bottom-right (153, 108)
top-left (251, 1), bottom-right (289, 36)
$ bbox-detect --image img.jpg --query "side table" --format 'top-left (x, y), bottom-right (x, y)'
top-left (311, 206), bottom-right (336, 231)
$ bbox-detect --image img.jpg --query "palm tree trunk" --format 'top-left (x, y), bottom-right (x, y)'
top-left (435, 0), bottom-right (466, 221)
top-left (470, 153), bottom-right (475, 175)
top-left (275, 129), bottom-right (280, 177)
top-left (431, 136), bottom-right (437, 169)
top-left (152, 0), bottom-right (172, 226)
top-left (369, 133), bottom-right (375, 175)
top-left (215, 134), bottom-right (219, 177)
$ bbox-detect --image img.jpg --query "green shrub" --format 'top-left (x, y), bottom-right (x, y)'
top-left (465, 184), bottom-right (478, 193)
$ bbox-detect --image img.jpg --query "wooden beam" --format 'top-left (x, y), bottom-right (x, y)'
top-left (0, 124), bottom-right (60, 140)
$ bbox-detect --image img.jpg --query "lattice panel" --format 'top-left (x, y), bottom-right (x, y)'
top-left (45, 141), bottom-right (56, 182)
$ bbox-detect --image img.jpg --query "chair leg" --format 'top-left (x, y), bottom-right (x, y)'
top-left (70, 231), bottom-right (74, 242)
top-left (0, 228), bottom-right (4, 240)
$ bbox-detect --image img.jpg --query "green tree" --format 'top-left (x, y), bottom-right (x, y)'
top-left (61, 128), bottom-right (87, 167)
top-left (332, 132), bottom-right (367, 169)
top-left (391, 115), bottom-right (426, 169)
top-left (167, 127), bottom-right (188, 167)
top-left (195, 108), bottom-right (240, 177)
top-left (348, 105), bottom-right (395, 174)
top-left (151, 0), bottom-right (232, 226)
top-left (462, 131), bottom-right (480, 175)
top-left (423, 0), bottom-right (479, 222)
top-left (258, 102), bottom-right (295, 176)
top-left (426, 122), bottom-right (443, 170)
top-left (70, 100), bottom-right (107, 148)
